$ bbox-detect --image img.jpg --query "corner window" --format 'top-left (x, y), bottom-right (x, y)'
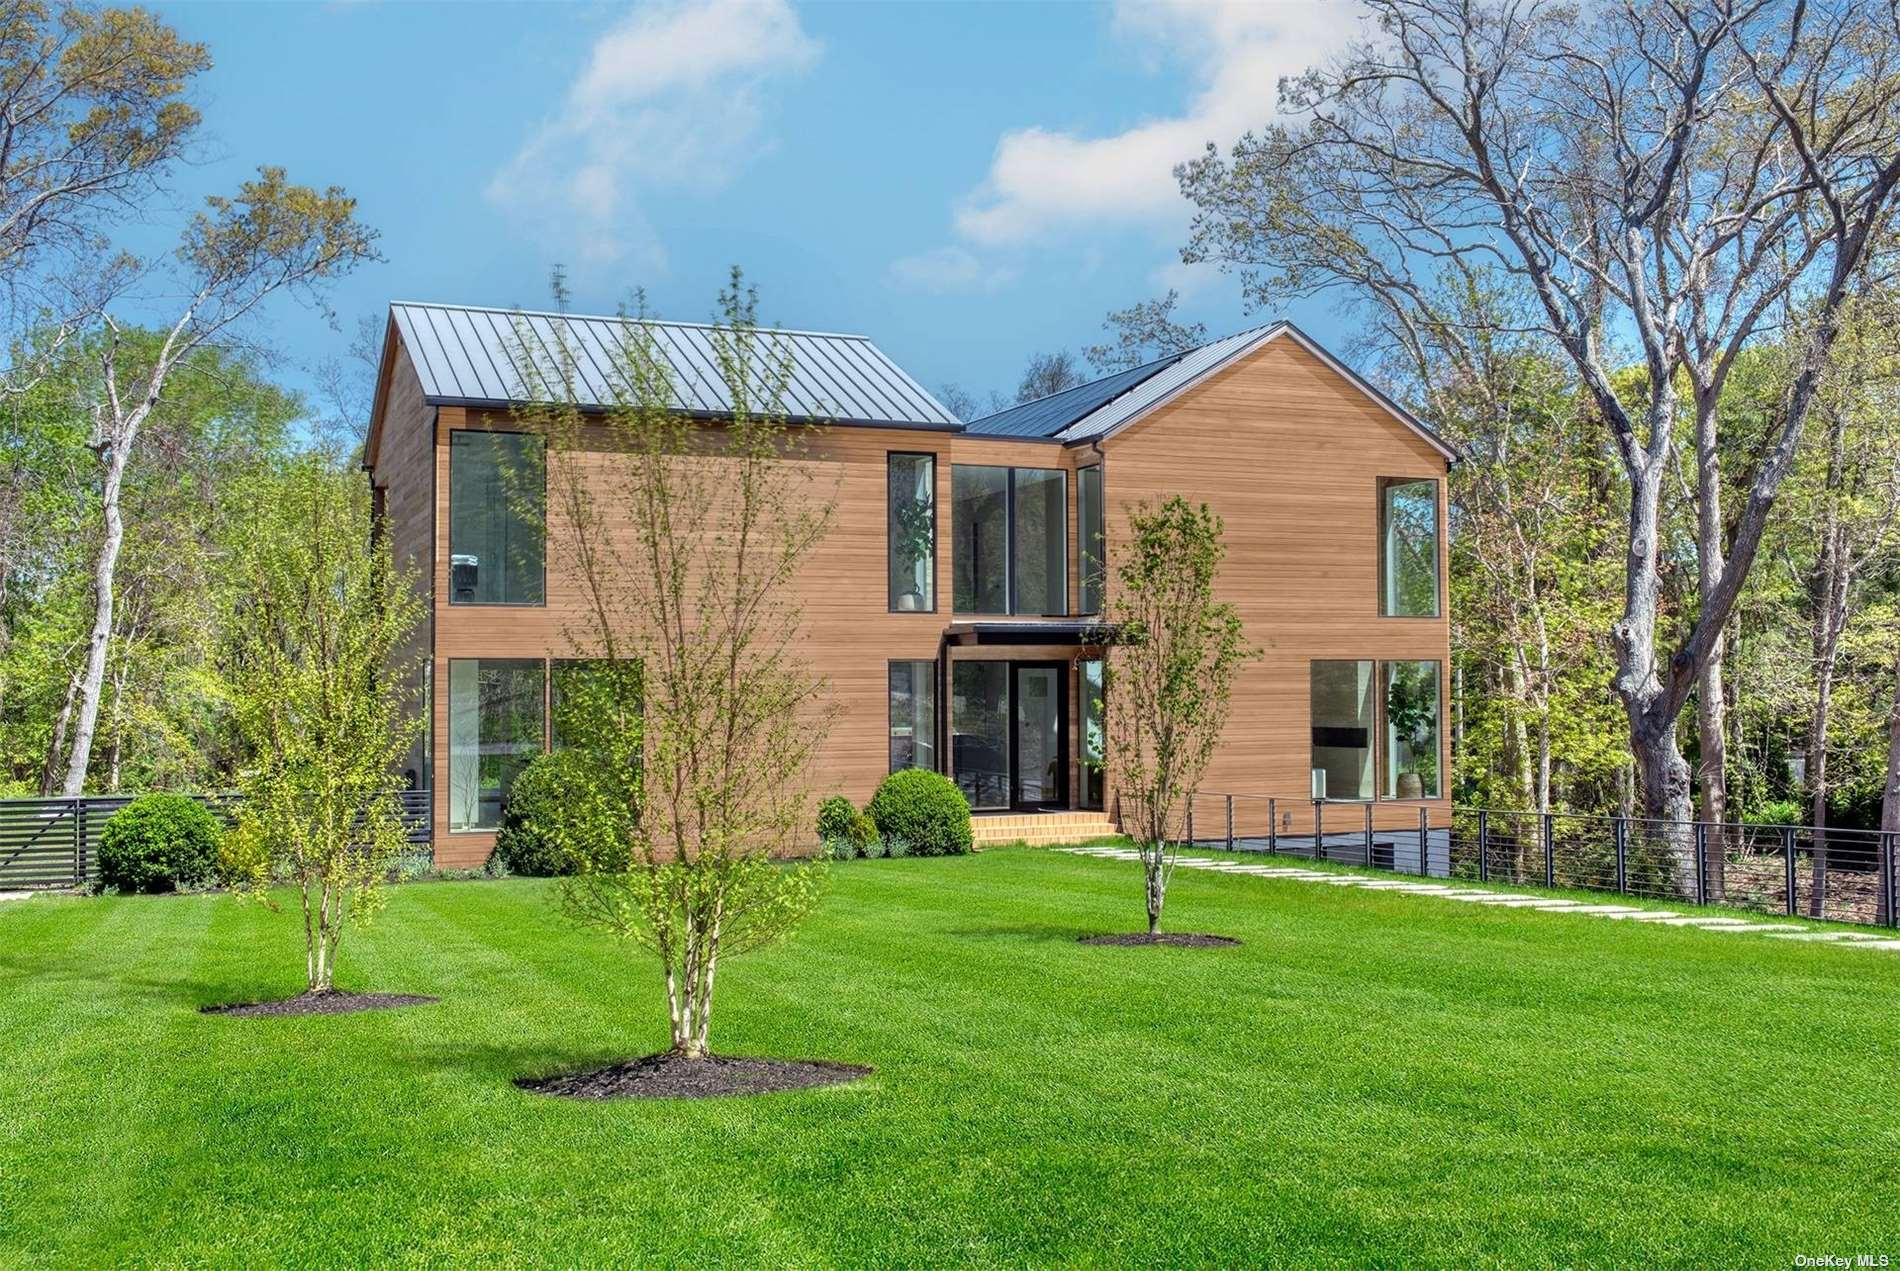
top-left (1079, 465), bottom-right (1104, 614)
top-left (1383, 660), bottom-right (1442, 799)
top-left (447, 659), bottom-right (545, 831)
top-left (952, 464), bottom-right (1067, 615)
top-left (450, 431), bottom-right (546, 606)
top-left (888, 660), bottom-right (938, 773)
top-left (888, 454), bottom-right (935, 612)
top-left (1310, 660), bottom-right (1374, 801)
top-left (1379, 477), bottom-right (1439, 618)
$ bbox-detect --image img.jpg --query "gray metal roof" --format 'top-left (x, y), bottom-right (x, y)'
top-left (961, 356), bottom-right (1180, 437)
top-left (1053, 324), bottom-right (1284, 443)
top-left (388, 301), bottom-right (960, 429)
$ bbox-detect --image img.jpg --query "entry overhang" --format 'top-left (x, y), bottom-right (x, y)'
top-left (943, 621), bottom-right (1116, 647)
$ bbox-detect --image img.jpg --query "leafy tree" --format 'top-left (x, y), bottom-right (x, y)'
top-left (219, 454), bottom-right (423, 996)
top-left (508, 269), bottom-right (834, 1060)
top-left (1085, 290), bottom-right (1207, 372)
top-left (1103, 496), bottom-right (1254, 933)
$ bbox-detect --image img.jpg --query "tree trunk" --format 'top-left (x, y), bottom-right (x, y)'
top-left (106, 657), bottom-right (127, 792)
top-left (1806, 412), bottom-right (1853, 919)
top-left (38, 667), bottom-right (82, 796)
top-left (1145, 854), bottom-right (1165, 934)
top-left (60, 437), bottom-right (132, 796)
top-left (1692, 390), bottom-right (1729, 897)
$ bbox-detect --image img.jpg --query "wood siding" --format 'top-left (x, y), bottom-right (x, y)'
top-left (1100, 336), bottom-right (1452, 835)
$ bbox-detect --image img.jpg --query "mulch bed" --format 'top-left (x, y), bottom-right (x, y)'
top-left (517, 1053), bottom-right (873, 1100)
top-left (1079, 932), bottom-right (1242, 948)
top-left (201, 991), bottom-right (439, 1018)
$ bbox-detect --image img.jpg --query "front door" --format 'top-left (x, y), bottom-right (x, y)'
top-left (1012, 662), bottom-right (1067, 809)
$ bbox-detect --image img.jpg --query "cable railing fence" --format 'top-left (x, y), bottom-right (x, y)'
top-left (1148, 794), bottom-right (1897, 930)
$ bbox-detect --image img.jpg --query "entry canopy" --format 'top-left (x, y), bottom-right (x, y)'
top-left (944, 621), bottom-right (1116, 647)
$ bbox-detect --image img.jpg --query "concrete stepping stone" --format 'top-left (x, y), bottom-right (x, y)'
top-left (1556, 905), bottom-right (1648, 915)
top-left (1652, 916), bottom-right (1752, 927)
top-left (1763, 930), bottom-right (1887, 942)
top-left (1700, 923), bottom-right (1805, 934)
top-left (1600, 911), bottom-right (1683, 921)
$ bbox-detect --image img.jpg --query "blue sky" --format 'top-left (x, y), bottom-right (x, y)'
top-left (144, 0), bottom-right (1362, 415)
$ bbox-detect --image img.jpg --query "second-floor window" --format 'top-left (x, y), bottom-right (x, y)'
top-left (1078, 465), bottom-right (1104, 614)
top-left (888, 453), bottom-right (935, 612)
top-left (1379, 476), bottom-right (1439, 618)
top-left (952, 464), bottom-right (1067, 615)
top-left (450, 430), bottom-right (545, 606)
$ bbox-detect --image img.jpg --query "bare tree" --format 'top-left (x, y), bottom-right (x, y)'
top-left (56, 167), bottom-right (378, 795)
top-left (1085, 290), bottom-right (1208, 372)
top-left (1016, 349), bottom-right (1084, 403)
top-left (1178, 0), bottom-right (1900, 850)
top-left (1104, 496), bottom-right (1254, 935)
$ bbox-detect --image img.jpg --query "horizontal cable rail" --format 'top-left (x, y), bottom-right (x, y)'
top-left (0, 789), bottom-right (432, 891)
top-left (1125, 793), bottom-right (1898, 931)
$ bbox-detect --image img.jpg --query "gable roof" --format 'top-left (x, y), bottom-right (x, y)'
top-left (965, 322), bottom-right (1458, 460)
top-left (385, 301), bottom-right (961, 429)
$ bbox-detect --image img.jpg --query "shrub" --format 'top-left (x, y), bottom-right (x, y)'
top-left (867, 770), bottom-right (972, 857)
top-left (818, 797), bottom-right (878, 859)
top-left (495, 750), bottom-right (633, 877)
top-left (96, 793), bottom-right (222, 894)
top-left (816, 795), bottom-right (857, 844)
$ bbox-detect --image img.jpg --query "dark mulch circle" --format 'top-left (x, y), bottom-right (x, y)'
top-left (517, 1052), bottom-right (873, 1100)
top-left (1079, 932), bottom-right (1242, 948)
top-left (201, 990), bottom-right (439, 1018)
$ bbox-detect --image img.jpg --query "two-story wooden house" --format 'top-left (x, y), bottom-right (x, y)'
top-left (364, 303), bottom-right (1456, 867)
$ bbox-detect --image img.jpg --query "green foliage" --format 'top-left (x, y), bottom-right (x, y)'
top-left (495, 748), bottom-right (635, 877)
top-left (817, 796), bottom-right (879, 859)
top-left (95, 791), bottom-right (221, 893)
top-left (816, 795), bottom-right (858, 843)
top-left (868, 769), bottom-right (972, 857)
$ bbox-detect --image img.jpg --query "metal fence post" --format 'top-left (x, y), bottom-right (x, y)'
top-left (1693, 823), bottom-right (1708, 906)
top-left (1364, 803), bottom-right (1375, 869)
top-left (1226, 794), bottom-right (1235, 850)
top-left (1542, 812), bottom-right (1555, 887)
top-left (1418, 807), bottom-right (1429, 877)
top-left (1886, 831), bottom-right (1896, 929)
top-left (1268, 798), bottom-right (1277, 855)
top-left (1478, 809), bottom-right (1489, 882)
top-left (1614, 817), bottom-right (1627, 895)
top-left (1315, 801), bottom-right (1326, 862)
top-left (1783, 827), bottom-right (1796, 917)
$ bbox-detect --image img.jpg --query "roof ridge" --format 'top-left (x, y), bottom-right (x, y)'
top-left (388, 300), bottom-right (872, 343)
top-left (970, 348), bottom-right (1184, 424)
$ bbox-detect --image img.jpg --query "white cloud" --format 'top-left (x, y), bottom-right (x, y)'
top-left (487, 0), bottom-right (819, 269)
top-left (892, 0), bottom-right (1361, 291)
top-left (887, 246), bottom-right (1018, 293)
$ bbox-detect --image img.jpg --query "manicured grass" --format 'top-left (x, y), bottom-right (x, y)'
top-left (2, 848), bottom-right (1897, 1265)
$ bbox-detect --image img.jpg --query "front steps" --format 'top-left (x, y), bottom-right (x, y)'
top-left (972, 810), bottom-right (1119, 849)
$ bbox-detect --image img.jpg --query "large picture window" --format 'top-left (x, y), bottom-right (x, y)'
top-left (888, 660), bottom-right (938, 773)
top-left (450, 431), bottom-right (546, 606)
top-left (447, 659), bottom-right (545, 831)
top-left (888, 454), bottom-right (935, 612)
top-left (1079, 465), bottom-right (1104, 615)
top-left (1383, 660), bottom-right (1442, 800)
top-left (1379, 477), bottom-right (1439, 618)
top-left (952, 464), bottom-right (1067, 615)
top-left (1310, 660), bottom-right (1374, 801)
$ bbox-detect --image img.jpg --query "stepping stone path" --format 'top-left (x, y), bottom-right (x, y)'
top-left (1057, 846), bottom-right (1900, 953)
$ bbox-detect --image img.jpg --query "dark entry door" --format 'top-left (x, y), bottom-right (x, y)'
top-left (1012, 662), bottom-right (1068, 809)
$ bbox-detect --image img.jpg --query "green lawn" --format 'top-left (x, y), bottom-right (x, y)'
top-left (2, 848), bottom-right (1897, 1266)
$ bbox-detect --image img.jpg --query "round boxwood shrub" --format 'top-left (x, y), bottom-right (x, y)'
top-left (867, 770), bottom-right (972, 857)
top-left (495, 749), bottom-right (635, 877)
top-left (817, 796), bottom-right (878, 859)
top-left (96, 792), bottom-right (222, 894)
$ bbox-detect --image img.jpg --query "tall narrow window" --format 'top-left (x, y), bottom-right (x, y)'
top-left (1080, 658), bottom-right (1104, 809)
top-left (1012, 468), bottom-right (1067, 615)
top-left (447, 659), bottom-right (545, 831)
top-left (1383, 660), bottom-right (1442, 799)
top-left (953, 466), bottom-right (1009, 613)
top-left (1310, 660), bottom-right (1374, 801)
top-left (1078, 465), bottom-right (1104, 614)
top-left (1379, 477), bottom-right (1439, 617)
top-left (450, 431), bottom-right (546, 605)
top-left (888, 660), bottom-right (938, 772)
top-left (888, 454), bottom-right (935, 612)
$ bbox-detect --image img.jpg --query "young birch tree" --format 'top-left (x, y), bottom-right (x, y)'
top-left (220, 456), bottom-right (423, 995)
top-left (1178, 0), bottom-right (1900, 854)
top-left (511, 271), bottom-right (835, 1060)
top-left (1104, 496), bottom-right (1253, 934)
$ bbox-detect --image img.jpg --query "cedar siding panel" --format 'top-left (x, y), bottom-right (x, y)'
top-left (1100, 337), bottom-right (1451, 832)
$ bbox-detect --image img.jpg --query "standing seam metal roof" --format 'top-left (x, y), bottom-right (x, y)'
top-left (389, 301), bottom-right (960, 428)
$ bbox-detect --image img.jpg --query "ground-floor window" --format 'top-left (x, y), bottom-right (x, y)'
top-left (1080, 659), bottom-right (1104, 809)
top-left (951, 661), bottom-right (1009, 809)
top-left (888, 660), bottom-right (938, 773)
top-left (447, 658), bottom-right (545, 831)
top-left (1383, 660), bottom-right (1442, 799)
top-left (1310, 660), bottom-right (1375, 801)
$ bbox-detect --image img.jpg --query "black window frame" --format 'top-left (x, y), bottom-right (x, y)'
top-left (887, 658), bottom-right (939, 774)
top-left (951, 463), bottom-right (1069, 617)
top-left (1078, 464), bottom-right (1104, 615)
top-left (449, 428), bottom-right (548, 608)
top-left (1377, 475), bottom-right (1441, 620)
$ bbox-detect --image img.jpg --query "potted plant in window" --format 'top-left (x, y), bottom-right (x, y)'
top-left (1386, 663), bottom-right (1438, 799)
top-left (892, 493), bottom-right (932, 611)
